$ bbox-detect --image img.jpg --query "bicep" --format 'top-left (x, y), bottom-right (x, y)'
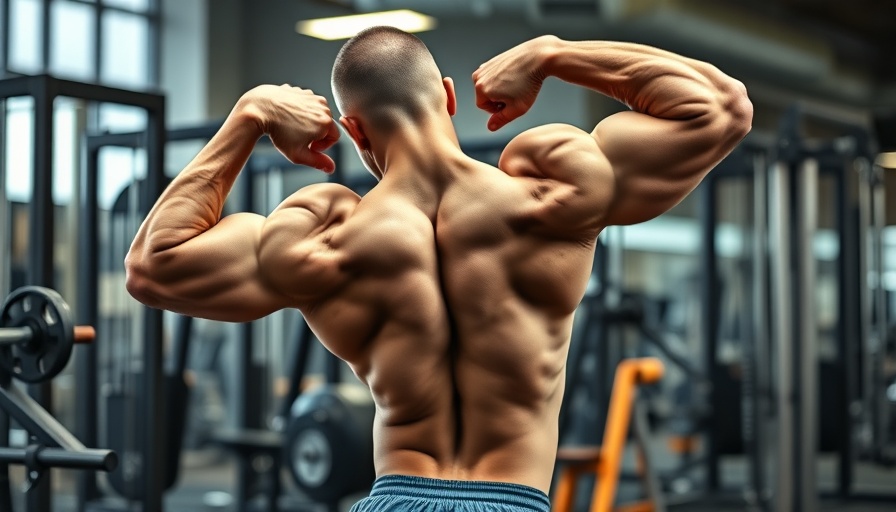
top-left (593, 109), bottom-right (743, 225)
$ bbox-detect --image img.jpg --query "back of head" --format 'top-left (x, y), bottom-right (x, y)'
top-left (332, 26), bottom-right (443, 131)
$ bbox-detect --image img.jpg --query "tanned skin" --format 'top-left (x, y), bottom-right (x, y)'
top-left (126, 35), bottom-right (752, 493)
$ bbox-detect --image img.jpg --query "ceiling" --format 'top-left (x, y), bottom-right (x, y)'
top-left (311, 0), bottom-right (896, 106)
top-left (719, 0), bottom-right (896, 81)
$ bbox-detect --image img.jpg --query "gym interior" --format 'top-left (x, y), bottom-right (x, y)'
top-left (1, 0), bottom-right (895, 511)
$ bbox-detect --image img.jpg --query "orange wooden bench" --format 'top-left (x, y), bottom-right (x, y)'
top-left (552, 357), bottom-right (665, 512)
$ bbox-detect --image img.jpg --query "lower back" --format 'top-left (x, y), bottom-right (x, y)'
top-left (361, 320), bottom-right (570, 493)
top-left (372, 396), bottom-right (563, 493)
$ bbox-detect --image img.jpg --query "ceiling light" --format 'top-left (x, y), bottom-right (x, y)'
top-left (296, 9), bottom-right (437, 41)
top-left (877, 152), bottom-right (896, 169)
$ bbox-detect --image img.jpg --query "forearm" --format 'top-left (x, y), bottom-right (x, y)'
top-left (129, 103), bottom-right (262, 258)
top-left (542, 38), bottom-right (747, 120)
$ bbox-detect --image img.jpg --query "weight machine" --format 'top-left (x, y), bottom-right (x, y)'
top-left (696, 104), bottom-right (891, 512)
top-left (0, 286), bottom-right (117, 512)
top-left (0, 74), bottom-right (166, 512)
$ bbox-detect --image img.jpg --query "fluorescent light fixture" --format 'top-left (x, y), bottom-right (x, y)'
top-left (296, 9), bottom-right (437, 41)
top-left (877, 152), bottom-right (896, 169)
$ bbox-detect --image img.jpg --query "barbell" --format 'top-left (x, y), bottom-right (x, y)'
top-left (0, 286), bottom-right (95, 383)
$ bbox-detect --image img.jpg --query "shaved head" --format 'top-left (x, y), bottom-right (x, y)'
top-left (332, 26), bottom-right (445, 131)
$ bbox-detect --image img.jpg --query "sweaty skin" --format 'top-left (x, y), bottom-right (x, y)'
top-left (126, 36), bottom-right (752, 493)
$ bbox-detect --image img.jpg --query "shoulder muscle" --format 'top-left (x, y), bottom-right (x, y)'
top-left (498, 124), bottom-right (613, 237)
top-left (259, 183), bottom-right (359, 305)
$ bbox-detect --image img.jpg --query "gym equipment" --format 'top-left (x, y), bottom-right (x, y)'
top-left (98, 178), bottom-right (194, 501)
top-left (0, 287), bottom-right (116, 512)
top-left (694, 104), bottom-right (892, 511)
top-left (553, 358), bottom-right (665, 512)
top-left (79, 123), bottom-right (222, 511)
top-left (104, 314), bottom-right (193, 500)
top-left (0, 73), bottom-right (167, 512)
top-left (0, 286), bottom-right (95, 383)
top-left (283, 383), bottom-right (375, 506)
top-left (559, 286), bottom-right (707, 441)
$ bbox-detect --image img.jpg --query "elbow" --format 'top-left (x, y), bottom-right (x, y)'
top-left (724, 79), bottom-right (753, 140)
top-left (124, 250), bottom-right (159, 307)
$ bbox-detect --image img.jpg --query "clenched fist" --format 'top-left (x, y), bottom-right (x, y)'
top-left (473, 35), bottom-right (560, 132)
top-left (238, 84), bottom-right (340, 173)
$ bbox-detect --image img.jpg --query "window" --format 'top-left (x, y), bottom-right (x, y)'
top-left (3, 0), bottom-right (159, 91)
top-left (8, 0), bottom-right (44, 74)
top-left (2, 0), bottom-right (159, 205)
top-left (100, 10), bottom-right (150, 87)
top-left (50, 0), bottom-right (97, 80)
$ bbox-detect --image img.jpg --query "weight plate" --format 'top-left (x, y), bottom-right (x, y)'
top-left (0, 287), bottom-right (75, 383)
top-left (293, 428), bottom-right (332, 488)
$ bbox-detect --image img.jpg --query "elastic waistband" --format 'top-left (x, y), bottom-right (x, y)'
top-left (370, 475), bottom-right (551, 512)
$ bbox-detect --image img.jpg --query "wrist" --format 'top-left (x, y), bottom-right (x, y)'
top-left (234, 89), bottom-right (268, 136)
top-left (537, 35), bottom-right (566, 77)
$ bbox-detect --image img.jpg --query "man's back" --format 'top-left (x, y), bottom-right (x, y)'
top-left (294, 148), bottom-right (596, 492)
top-left (125, 29), bottom-right (751, 512)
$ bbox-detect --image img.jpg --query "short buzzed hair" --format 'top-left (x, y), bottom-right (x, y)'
top-left (331, 26), bottom-right (443, 131)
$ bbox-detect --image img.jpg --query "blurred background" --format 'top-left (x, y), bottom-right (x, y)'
top-left (0, 1), bottom-right (895, 511)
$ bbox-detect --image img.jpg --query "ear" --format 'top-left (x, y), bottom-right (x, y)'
top-left (443, 77), bottom-right (457, 117)
top-left (339, 116), bottom-right (370, 150)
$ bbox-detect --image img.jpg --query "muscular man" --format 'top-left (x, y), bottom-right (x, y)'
top-left (126, 28), bottom-right (751, 512)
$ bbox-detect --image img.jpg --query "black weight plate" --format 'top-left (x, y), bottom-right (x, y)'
top-left (0, 287), bottom-right (74, 383)
top-left (284, 385), bottom-right (376, 503)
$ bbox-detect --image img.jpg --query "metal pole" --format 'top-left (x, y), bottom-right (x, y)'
top-left (140, 100), bottom-right (167, 512)
top-left (0, 372), bottom-right (11, 512)
top-left (796, 158), bottom-right (819, 512)
top-left (40, 0), bottom-right (49, 72)
top-left (601, 226), bottom-right (624, 429)
top-left (1, 0), bottom-right (9, 72)
top-left (146, 0), bottom-right (161, 86)
top-left (749, 151), bottom-right (770, 509)
top-left (0, 81), bottom-right (7, 512)
top-left (235, 168), bottom-right (256, 512)
top-left (769, 161), bottom-right (793, 512)
top-left (75, 144), bottom-right (101, 508)
top-left (0, 98), bottom-right (8, 298)
top-left (835, 163), bottom-right (857, 497)
top-left (869, 162), bottom-right (889, 459)
top-left (856, 158), bottom-right (873, 455)
top-left (91, 0), bottom-right (102, 95)
top-left (698, 178), bottom-right (720, 491)
top-left (26, 71), bottom-right (54, 512)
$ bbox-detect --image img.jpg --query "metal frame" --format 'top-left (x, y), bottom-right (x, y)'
top-left (0, 74), bottom-right (165, 512)
top-left (0, 365), bottom-right (118, 512)
top-left (698, 172), bottom-right (721, 492)
top-left (697, 105), bottom-right (893, 511)
top-left (79, 122), bottom-right (210, 511)
top-left (0, 373), bottom-right (117, 469)
top-left (693, 138), bottom-right (775, 504)
top-left (747, 149), bottom-right (770, 508)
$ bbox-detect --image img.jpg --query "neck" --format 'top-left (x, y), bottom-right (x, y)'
top-left (369, 113), bottom-right (467, 183)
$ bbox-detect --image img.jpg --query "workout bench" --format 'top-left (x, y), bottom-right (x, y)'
top-left (552, 357), bottom-right (665, 512)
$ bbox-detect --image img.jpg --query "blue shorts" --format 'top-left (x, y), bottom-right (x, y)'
top-left (349, 475), bottom-right (551, 512)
